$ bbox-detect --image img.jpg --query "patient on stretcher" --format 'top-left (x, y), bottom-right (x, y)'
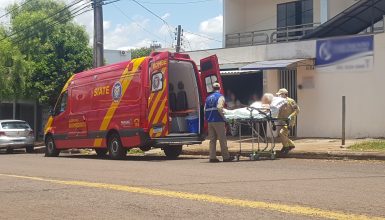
top-left (223, 93), bottom-right (287, 120)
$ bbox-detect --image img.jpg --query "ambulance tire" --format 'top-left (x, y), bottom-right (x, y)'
top-left (45, 136), bottom-right (60, 157)
top-left (108, 133), bottom-right (126, 160)
top-left (95, 148), bottom-right (108, 157)
top-left (163, 145), bottom-right (182, 159)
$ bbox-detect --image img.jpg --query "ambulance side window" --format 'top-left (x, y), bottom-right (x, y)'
top-left (151, 72), bottom-right (163, 92)
top-left (54, 91), bottom-right (68, 116)
top-left (205, 75), bottom-right (218, 93)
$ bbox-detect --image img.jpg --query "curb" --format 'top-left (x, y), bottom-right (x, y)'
top-left (182, 150), bottom-right (385, 161)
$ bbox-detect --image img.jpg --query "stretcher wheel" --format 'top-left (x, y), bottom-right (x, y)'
top-left (270, 153), bottom-right (276, 160)
top-left (250, 154), bottom-right (260, 161)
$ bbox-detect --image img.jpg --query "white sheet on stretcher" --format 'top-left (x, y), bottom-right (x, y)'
top-left (224, 97), bottom-right (287, 120)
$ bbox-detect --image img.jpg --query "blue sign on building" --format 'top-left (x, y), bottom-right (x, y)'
top-left (316, 35), bottom-right (374, 72)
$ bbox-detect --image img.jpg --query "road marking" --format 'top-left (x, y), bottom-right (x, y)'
top-left (0, 173), bottom-right (383, 220)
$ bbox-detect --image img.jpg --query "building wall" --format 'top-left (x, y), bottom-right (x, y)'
top-left (327, 0), bottom-right (357, 19)
top-left (104, 49), bottom-right (132, 65)
top-left (297, 33), bottom-right (385, 138)
top-left (188, 32), bottom-right (385, 138)
top-left (224, 0), bottom-right (357, 36)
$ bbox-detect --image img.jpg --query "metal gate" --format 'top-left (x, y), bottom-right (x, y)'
top-left (279, 69), bottom-right (297, 137)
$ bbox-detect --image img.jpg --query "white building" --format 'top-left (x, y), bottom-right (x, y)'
top-left (187, 0), bottom-right (385, 138)
top-left (104, 49), bottom-right (131, 64)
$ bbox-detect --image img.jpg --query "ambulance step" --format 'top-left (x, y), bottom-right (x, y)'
top-left (167, 133), bottom-right (198, 137)
top-left (153, 135), bottom-right (203, 146)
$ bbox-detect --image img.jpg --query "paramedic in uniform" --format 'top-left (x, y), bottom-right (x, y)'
top-left (205, 83), bottom-right (234, 162)
top-left (276, 88), bottom-right (300, 154)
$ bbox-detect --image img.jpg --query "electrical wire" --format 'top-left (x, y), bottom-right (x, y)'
top-left (129, 0), bottom-right (175, 42)
top-left (0, 0), bottom-right (34, 20)
top-left (111, 2), bottom-right (164, 42)
top-left (184, 30), bottom-right (221, 42)
top-left (0, 0), bottom-right (85, 42)
top-left (10, 1), bottom-right (92, 45)
top-left (137, 0), bottom-right (216, 5)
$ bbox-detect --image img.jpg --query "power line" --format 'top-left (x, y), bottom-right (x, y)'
top-left (0, 0), bottom-right (34, 20)
top-left (112, 2), bottom-right (164, 42)
top-left (129, 0), bottom-right (175, 43)
top-left (184, 30), bottom-right (222, 42)
top-left (137, 0), bottom-right (215, 5)
top-left (12, 6), bottom-right (92, 45)
top-left (10, 2), bottom-right (92, 45)
top-left (0, 0), bottom-right (85, 42)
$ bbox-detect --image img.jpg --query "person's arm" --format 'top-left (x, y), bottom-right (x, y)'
top-left (217, 96), bottom-right (226, 119)
top-left (289, 99), bottom-right (300, 119)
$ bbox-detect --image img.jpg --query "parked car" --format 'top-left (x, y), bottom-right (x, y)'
top-left (0, 120), bottom-right (35, 153)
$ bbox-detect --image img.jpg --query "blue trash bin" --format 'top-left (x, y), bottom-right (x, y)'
top-left (186, 115), bottom-right (199, 133)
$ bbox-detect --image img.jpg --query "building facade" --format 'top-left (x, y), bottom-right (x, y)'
top-left (187, 0), bottom-right (385, 138)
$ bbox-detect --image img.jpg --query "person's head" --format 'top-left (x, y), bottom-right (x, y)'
top-left (276, 88), bottom-right (289, 98)
top-left (261, 93), bottom-right (274, 105)
top-left (212, 82), bottom-right (221, 91)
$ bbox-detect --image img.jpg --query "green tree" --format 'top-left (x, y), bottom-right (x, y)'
top-left (7, 0), bottom-right (92, 106)
top-left (130, 47), bottom-right (153, 59)
top-left (0, 27), bottom-right (29, 101)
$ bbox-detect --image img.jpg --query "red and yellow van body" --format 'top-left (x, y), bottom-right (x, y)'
top-left (44, 52), bottom-right (222, 151)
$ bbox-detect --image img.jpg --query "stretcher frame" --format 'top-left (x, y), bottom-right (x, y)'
top-left (226, 107), bottom-right (288, 161)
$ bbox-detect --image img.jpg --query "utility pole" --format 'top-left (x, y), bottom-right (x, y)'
top-left (93, 0), bottom-right (104, 68)
top-left (175, 25), bottom-right (183, 53)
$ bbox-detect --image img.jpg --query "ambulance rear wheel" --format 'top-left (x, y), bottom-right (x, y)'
top-left (108, 133), bottom-right (126, 160)
top-left (45, 136), bottom-right (60, 157)
top-left (163, 145), bottom-right (182, 159)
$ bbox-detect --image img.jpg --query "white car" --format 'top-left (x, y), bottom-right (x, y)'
top-left (0, 120), bottom-right (35, 153)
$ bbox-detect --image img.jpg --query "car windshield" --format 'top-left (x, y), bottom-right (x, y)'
top-left (1, 122), bottom-right (30, 129)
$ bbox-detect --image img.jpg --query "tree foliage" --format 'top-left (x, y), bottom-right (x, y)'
top-left (0, 27), bottom-right (29, 101)
top-left (130, 47), bottom-right (153, 59)
top-left (2, 0), bottom-right (93, 105)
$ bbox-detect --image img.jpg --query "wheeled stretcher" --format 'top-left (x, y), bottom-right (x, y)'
top-left (225, 107), bottom-right (289, 161)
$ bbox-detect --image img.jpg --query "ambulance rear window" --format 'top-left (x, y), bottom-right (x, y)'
top-left (205, 75), bottom-right (218, 93)
top-left (151, 72), bottom-right (163, 92)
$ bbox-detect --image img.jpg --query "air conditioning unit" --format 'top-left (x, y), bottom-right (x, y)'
top-left (120, 50), bottom-right (127, 56)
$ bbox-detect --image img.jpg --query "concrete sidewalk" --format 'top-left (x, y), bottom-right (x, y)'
top-left (182, 138), bottom-right (385, 161)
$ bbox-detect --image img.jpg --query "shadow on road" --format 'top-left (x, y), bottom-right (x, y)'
top-left (58, 154), bottom-right (201, 162)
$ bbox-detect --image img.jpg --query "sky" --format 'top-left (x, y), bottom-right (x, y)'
top-left (0, 0), bottom-right (224, 51)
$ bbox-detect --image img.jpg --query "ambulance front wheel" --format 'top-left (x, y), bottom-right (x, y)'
top-left (45, 135), bottom-right (60, 157)
top-left (108, 133), bottom-right (126, 160)
top-left (163, 145), bottom-right (182, 159)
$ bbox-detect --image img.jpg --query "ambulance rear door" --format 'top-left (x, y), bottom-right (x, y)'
top-left (199, 55), bottom-right (223, 102)
top-left (148, 52), bottom-right (169, 138)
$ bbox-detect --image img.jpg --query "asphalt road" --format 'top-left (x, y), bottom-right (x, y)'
top-left (0, 151), bottom-right (385, 220)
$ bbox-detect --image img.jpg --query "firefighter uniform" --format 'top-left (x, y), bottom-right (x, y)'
top-left (205, 83), bottom-right (231, 162)
top-left (277, 89), bottom-right (300, 153)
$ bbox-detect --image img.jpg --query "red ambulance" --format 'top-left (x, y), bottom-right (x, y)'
top-left (44, 52), bottom-right (223, 159)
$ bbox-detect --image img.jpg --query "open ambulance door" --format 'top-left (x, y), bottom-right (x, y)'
top-left (200, 55), bottom-right (223, 134)
top-left (148, 52), bottom-right (169, 138)
top-left (200, 54), bottom-right (223, 102)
